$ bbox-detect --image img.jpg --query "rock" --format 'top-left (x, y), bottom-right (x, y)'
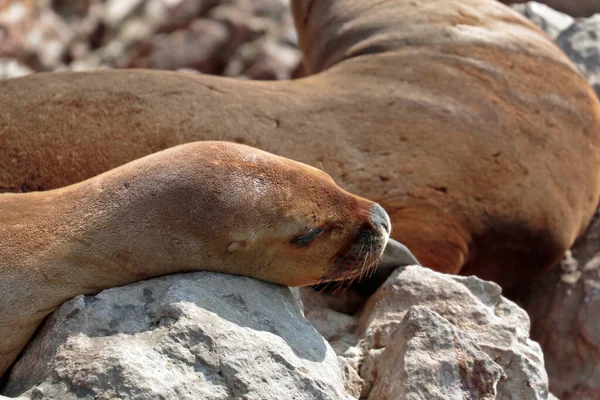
top-left (242, 40), bottom-right (301, 80)
top-left (501, 0), bottom-right (600, 18)
top-left (510, 2), bottom-right (574, 40)
top-left (0, 57), bottom-right (33, 79)
top-left (128, 19), bottom-right (229, 73)
top-left (366, 306), bottom-right (504, 400)
top-left (0, 2), bottom-right (34, 60)
top-left (2, 272), bottom-right (351, 400)
top-left (142, 0), bottom-right (220, 33)
top-left (0, 0), bottom-right (299, 81)
top-left (300, 288), bottom-right (364, 398)
top-left (525, 206), bottom-right (600, 400)
top-left (104, 0), bottom-right (145, 27)
top-left (51, 0), bottom-right (93, 20)
top-left (210, 5), bottom-right (273, 63)
top-left (358, 265), bottom-right (549, 400)
top-left (556, 15), bottom-right (600, 99)
top-left (0, 4), bottom-right (75, 71)
top-left (23, 8), bottom-right (74, 70)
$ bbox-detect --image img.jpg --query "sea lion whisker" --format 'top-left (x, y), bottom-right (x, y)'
top-left (316, 248), bottom-right (355, 285)
top-left (344, 243), bottom-right (366, 288)
top-left (330, 252), bottom-right (362, 292)
top-left (329, 256), bottom-right (357, 287)
top-left (368, 243), bottom-right (378, 278)
top-left (355, 243), bottom-right (366, 272)
top-left (358, 250), bottom-right (370, 282)
top-left (316, 254), bottom-right (356, 291)
top-left (353, 242), bottom-right (368, 281)
top-left (321, 244), bottom-right (364, 284)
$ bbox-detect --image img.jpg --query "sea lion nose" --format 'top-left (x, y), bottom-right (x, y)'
top-left (370, 203), bottom-right (391, 234)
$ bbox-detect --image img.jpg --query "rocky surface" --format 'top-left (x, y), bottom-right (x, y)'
top-left (2, 272), bottom-right (351, 400)
top-left (556, 15), bottom-right (600, 98)
top-left (2, 265), bottom-right (550, 400)
top-left (524, 207), bottom-right (600, 400)
top-left (503, 0), bottom-right (600, 17)
top-left (508, 4), bottom-right (600, 398)
top-left (510, 2), bottom-right (574, 39)
top-left (366, 306), bottom-right (503, 400)
top-left (302, 265), bottom-right (550, 400)
top-left (0, 0), bottom-right (301, 80)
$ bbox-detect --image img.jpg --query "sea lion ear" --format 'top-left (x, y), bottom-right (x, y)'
top-left (379, 238), bottom-right (421, 269)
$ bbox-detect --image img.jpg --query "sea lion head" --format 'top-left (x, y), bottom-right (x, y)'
top-left (186, 142), bottom-right (392, 287)
top-left (98, 141), bottom-right (392, 287)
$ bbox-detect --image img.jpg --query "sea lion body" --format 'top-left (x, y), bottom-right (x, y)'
top-left (2, 0), bottom-right (600, 294)
top-left (0, 141), bottom-right (391, 377)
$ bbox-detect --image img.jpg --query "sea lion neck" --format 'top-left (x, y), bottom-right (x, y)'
top-left (0, 170), bottom-right (217, 305)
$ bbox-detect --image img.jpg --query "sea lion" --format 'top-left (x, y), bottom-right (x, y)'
top-left (1, 0), bottom-right (600, 296)
top-left (0, 140), bottom-right (394, 377)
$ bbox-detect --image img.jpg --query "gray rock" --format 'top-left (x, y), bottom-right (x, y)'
top-left (525, 205), bottom-right (600, 400)
top-left (2, 272), bottom-right (351, 400)
top-left (502, 0), bottom-right (600, 18)
top-left (367, 306), bottom-right (504, 400)
top-left (556, 14), bottom-right (600, 98)
top-left (23, 8), bottom-right (74, 70)
top-left (358, 265), bottom-right (549, 400)
top-left (104, 0), bottom-right (144, 27)
top-left (511, 2), bottom-right (574, 39)
top-left (0, 57), bottom-right (33, 79)
top-left (129, 19), bottom-right (229, 73)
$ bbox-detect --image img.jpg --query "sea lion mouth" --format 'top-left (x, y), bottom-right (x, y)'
top-left (315, 227), bottom-right (388, 290)
top-left (314, 203), bottom-right (392, 290)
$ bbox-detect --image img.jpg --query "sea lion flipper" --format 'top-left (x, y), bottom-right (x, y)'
top-left (379, 238), bottom-right (421, 269)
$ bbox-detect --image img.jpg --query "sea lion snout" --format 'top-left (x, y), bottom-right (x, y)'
top-left (369, 203), bottom-right (391, 235)
top-left (352, 203), bottom-right (390, 260)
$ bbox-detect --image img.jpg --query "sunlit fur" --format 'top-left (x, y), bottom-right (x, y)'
top-left (2, 0), bottom-right (600, 299)
top-left (0, 141), bottom-right (389, 377)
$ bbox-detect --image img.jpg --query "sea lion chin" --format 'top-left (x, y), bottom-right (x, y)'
top-left (0, 141), bottom-right (405, 377)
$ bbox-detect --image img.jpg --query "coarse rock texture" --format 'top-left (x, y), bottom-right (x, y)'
top-left (524, 206), bottom-right (600, 400)
top-left (556, 15), bottom-right (600, 99)
top-left (367, 306), bottom-right (503, 400)
top-left (501, 0), bottom-right (600, 17)
top-left (0, 0), bottom-right (300, 80)
top-left (508, 6), bottom-right (600, 400)
top-left (2, 265), bottom-right (552, 400)
top-left (510, 2), bottom-right (574, 39)
top-left (359, 266), bottom-right (549, 400)
top-left (2, 272), bottom-right (351, 400)
top-left (302, 265), bottom-right (550, 399)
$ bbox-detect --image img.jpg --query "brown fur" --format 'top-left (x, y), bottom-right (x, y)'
top-left (1, 1), bottom-right (599, 294)
top-left (0, 141), bottom-right (389, 377)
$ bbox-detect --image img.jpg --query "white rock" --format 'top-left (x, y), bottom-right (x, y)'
top-left (0, 58), bottom-right (33, 79)
top-left (2, 272), bottom-right (352, 400)
top-left (358, 265), bottom-right (549, 400)
top-left (511, 2), bottom-right (574, 39)
top-left (556, 14), bottom-right (600, 98)
top-left (367, 306), bottom-right (504, 400)
top-left (104, 0), bottom-right (144, 27)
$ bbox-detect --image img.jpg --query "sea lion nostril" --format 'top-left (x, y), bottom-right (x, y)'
top-left (370, 203), bottom-right (391, 233)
